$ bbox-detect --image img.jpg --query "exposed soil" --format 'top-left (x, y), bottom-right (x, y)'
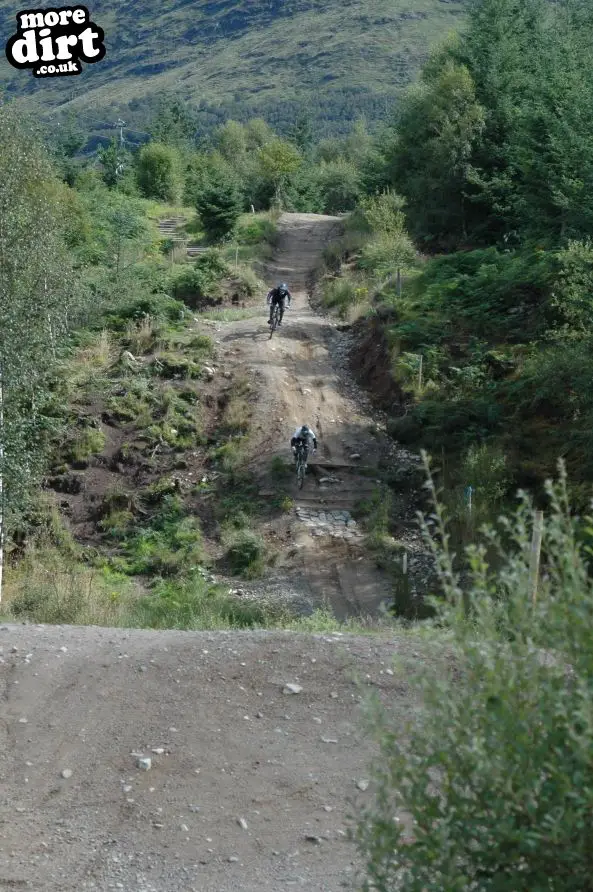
top-left (0, 623), bottom-right (425, 892)
top-left (192, 213), bottom-right (427, 615)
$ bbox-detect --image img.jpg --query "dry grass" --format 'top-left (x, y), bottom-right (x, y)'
top-left (125, 316), bottom-right (157, 355)
top-left (4, 546), bottom-right (137, 627)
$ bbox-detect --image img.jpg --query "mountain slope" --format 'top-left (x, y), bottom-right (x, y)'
top-left (0, 0), bottom-right (467, 137)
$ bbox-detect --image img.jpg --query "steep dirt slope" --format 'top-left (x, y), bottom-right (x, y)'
top-left (200, 213), bottom-right (424, 617)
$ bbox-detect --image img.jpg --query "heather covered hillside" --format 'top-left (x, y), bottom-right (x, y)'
top-left (0, 0), bottom-right (466, 140)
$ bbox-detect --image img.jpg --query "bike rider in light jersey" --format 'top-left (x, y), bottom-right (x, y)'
top-left (290, 424), bottom-right (317, 458)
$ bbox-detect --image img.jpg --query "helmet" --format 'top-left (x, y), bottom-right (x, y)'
top-left (300, 424), bottom-right (310, 435)
top-left (279, 283), bottom-right (288, 291)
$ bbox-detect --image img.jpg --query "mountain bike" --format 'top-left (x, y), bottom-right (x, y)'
top-left (269, 301), bottom-right (282, 338)
top-left (294, 442), bottom-right (308, 488)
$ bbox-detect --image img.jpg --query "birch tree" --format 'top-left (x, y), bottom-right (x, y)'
top-left (0, 103), bottom-right (76, 603)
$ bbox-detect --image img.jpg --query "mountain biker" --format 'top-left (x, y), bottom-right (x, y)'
top-left (267, 282), bottom-right (292, 327)
top-left (291, 424), bottom-right (317, 459)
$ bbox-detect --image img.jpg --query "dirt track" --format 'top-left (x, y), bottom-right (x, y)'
top-left (203, 213), bottom-right (423, 617)
top-left (0, 214), bottom-right (425, 890)
top-left (0, 624), bottom-right (422, 891)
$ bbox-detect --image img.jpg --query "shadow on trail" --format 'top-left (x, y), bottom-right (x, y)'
top-left (218, 318), bottom-right (327, 346)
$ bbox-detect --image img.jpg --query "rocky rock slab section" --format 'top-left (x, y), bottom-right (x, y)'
top-left (294, 507), bottom-right (363, 540)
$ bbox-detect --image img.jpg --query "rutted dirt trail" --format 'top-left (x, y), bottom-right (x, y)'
top-left (0, 214), bottom-right (426, 892)
top-left (206, 213), bottom-right (419, 618)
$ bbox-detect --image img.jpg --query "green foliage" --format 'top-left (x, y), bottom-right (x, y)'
top-left (357, 233), bottom-right (416, 277)
top-left (195, 175), bottom-right (244, 241)
top-left (103, 291), bottom-right (186, 330)
top-left (357, 190), bottom-right (408, 235)
top-left (387, 47), bottom-right (485, 246)
top-left (407, 247), bottom-right (556, 341)
top-left (98, 508), bottom-right (135, 539)
top-left (222, 527), bottom-right (266, 578)
top-left (213, 120), bottom-right (248, 162)
top-left (7, 554), bottom-right (132, 626)
top-left (170, 249), bottom-right (230, 308)
top-left (384, 0), bottom-right (593, 248)
top-left (313, 159), bottom-right (362, 213)
top-left (257, 138), bottom-right (303, 204)
top-left (131, 573), bottom-right (272, 630)
top-left (289, 111), bottom-right (314, 153)
top-left (148, 95), bottom-right (197, 148)
top-left (63, 423), bottom-right (106, 464)
top-left (234, 213), bottom-right (278, 248)
top-left (0, 104), bottom-right (81, 532)
top-left (548, 239), bottom-right (593, 338)
top-left (322, 277), bottom-right (369, 319)
top-left (98, 137), bottom-right (127, 189)
top-left (224, 266), bottom-right (264, 301)
top-left (135, 142), bottom-right (183, 203)
top-left (118, 497), bottom-right (205, 577)
top-left (356, 461), bottom-right (593, 891)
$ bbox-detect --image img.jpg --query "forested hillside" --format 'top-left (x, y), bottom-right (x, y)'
top-left (314, 0), bottom-right (593, 533)
top-left (0, 0), bottom-right (466, 142)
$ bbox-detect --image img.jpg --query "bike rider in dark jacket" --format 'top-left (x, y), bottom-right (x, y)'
top-left (267, 282), bottom-right (292, 326)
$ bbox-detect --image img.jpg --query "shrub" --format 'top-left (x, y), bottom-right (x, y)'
top-left (234, 213), bottom-right (278, 247)
top-left (228, 266), bottom-right (264, 300)
top-left (170, 267), bottom-right (220, 308)
top-left (314, 159), bottom-right (362, 213)
top-left (357, 232), bottom-right (416, 277)
top-left (222, 527), bottom-right (265, 577)
top-left (103, 292), bottom-right (186, 329)
top-left (131, 574), bottom-right (272, 630)
top-left (171, 250), bottom-right (230, 308)
top-left (98, 509), bottom-right (135, 539)
top-left (322, 277), bottom-right (368, 319)
top-left (357, 190), bottom-right (408, 235)
top-left (194, 248), bottom-right (230, 280)
top-left (135, 142), bottom-right (182, 203)
top-left (122, 506), bottom-right (205, 577)
top-left (355, 459), bottom-right (593, 891)
top-left (64, 423), bottom-right (106, 464)
top-left (196, 176), bottom-right (243, 241)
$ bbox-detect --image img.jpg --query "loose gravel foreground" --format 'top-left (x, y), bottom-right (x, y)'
top-left (0, 624), bottom-right (423, 891)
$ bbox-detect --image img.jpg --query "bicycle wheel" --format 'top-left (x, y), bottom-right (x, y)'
top-left (296, 447), bottom-right (307, 488)
top-left (269, 304), bottom-right (280, 338)
top-left (297, 457), bottom-right (305, 488)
